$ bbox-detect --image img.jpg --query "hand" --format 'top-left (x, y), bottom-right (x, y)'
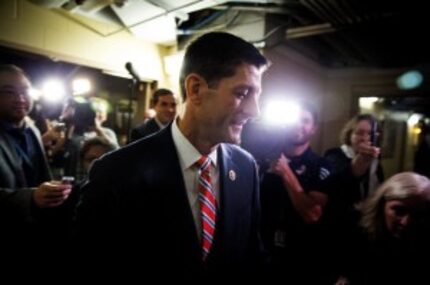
top-left (33, 181), bottom-right (72, 208)
top-left (356, 141), bottom-right (380, 159)
top-left (351, 142), bottom-right (380, 176)
top-left (270, 154), bottom-right (290, 176)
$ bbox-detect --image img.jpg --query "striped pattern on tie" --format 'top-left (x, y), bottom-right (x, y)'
top-left (196, 156), bottom-right (216, 261)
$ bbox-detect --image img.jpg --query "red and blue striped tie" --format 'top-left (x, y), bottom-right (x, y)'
top-left (197, 156), bottom-right (217, 261)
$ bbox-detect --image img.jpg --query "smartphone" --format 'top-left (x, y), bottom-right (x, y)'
top-left (61, 176), bottom-right (75, 185)
top-left (370, 119), bottom-right (378, 147)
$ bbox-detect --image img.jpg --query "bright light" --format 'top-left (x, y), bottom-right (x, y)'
top-left (72, 78), bottom-right (91, 95)
top-left (359, 97), bottom-right (378, 109)
top-left (263, 100), bottom-right (301, 125)
top-left (408, 113), bottom-right (422, 126)
top-left (29, 88), bottom-right (41, 100)
top-left (413, 126), bottom-right (422, 135)
top-left (42, 79), bottom-right (66, 103)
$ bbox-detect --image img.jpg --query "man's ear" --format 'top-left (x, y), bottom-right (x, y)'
top-left (185, 73), bottom-right (205, 105)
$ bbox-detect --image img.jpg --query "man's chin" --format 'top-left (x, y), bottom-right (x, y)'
top-left (10, 114), bottom-right (26, 122)
top-left (229, 133), bottom-right (242, 145)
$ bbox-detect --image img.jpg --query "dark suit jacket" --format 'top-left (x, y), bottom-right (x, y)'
top-left (0, 118), bottom-right (55, 261)
top-left (76, 125), bottom-right (265, 280)
top-left (0, 119), bottom-right (51, 219)
top-left (130, 118), bottom-right (161, 142)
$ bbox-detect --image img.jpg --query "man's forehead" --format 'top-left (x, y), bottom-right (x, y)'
top-left (159, 94), bottom-right (176, 102)
top-left (0, 72), bottom-right (31, 88)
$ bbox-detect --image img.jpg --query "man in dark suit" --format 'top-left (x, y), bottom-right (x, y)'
top-left (76, 32), bottom-right (269, 280)
top-left (0, 64), bottom-right (72, 260)
top-left (130, 88), bottom-right (177, 142)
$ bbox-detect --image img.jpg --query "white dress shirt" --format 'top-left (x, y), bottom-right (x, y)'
top-left (171, 119), bottom-right (219, 239)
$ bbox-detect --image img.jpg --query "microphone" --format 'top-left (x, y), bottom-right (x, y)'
top-left (125, 62), bottom-right (140, 81)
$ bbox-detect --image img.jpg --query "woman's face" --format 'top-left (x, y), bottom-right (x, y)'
top-left (384, 197), bottom-right (428, 240)
top-left (350, 119), bottom-right (371, 151)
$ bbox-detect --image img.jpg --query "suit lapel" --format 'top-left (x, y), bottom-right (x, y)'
top-left (155, 127), bottom-right (202, 261)
top-left (212, 144), bottom-right (240, 253)
top-left (0, 130), bottom-right (26, 185)
top-left (27, 119), bottom-right (52, 181)
top-left (216, 144), bottom-right (254, 245)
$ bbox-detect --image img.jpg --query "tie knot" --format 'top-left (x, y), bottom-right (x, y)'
top-left (196, 156), bottom-right (211, 171)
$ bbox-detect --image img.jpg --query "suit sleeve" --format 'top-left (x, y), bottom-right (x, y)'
top-left (0, 186), bottom-right (35, 222)
top-left (75, 158), bottom-right (120, 249)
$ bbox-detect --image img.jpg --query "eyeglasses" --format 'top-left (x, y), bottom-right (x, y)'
top-left (0, 89), bottom-right (30, 99)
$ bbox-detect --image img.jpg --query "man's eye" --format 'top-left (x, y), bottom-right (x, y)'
top-left (235, 90), bottom-right (249, 99)
top-left (0, 91), bottom-right (17, 97)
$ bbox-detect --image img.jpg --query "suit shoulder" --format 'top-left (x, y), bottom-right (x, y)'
top-left (92, 132), bottom-right (163, 170)
top-left (223, 143), bottom-right (256, 163)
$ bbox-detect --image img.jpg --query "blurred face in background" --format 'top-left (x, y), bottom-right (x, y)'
top-left (83, 144), bottom-right (110, 173)
top-left (384, 197), bottom-right (429, 240)
top-left (154, 94), bottom-right (177, 125)
top-left (350, 119), bottom-right (371, 152)
top-left (287, 109), bottom-right (316, 146)
top-left (0, 71), bottom-right (32, 125)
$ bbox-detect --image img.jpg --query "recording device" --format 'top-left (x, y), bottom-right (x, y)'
top-left (73, 102), bottom-right (96, 135)
top-left (370, 119), bottom-right (378, 147)
top-left (53, 121), bottom-right (66, 132)
top-left (61, 176), bottom-right (75, 185)
top-left (125, 62), bottom-right (140, 81)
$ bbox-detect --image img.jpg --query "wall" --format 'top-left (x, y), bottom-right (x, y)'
top-left (322, 68), bottom-right (405, 151)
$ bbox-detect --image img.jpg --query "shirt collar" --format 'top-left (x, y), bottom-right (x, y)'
top-left (0, 117), bottom-right (29, 132)
top-left (171, 118), bottom-right (218, 171)
top-left (154, 117), bottom-right (165, 129)
top-left (341, 144), bottom-right (356, 159)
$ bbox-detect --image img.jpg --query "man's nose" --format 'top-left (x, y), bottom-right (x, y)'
top-left (243, 96), bottom-right (260, 119)
top-left (15, 93), bottom-right (29, 102)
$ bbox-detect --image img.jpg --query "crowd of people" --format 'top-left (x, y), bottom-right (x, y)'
top-left (1, 32), bottom-right (429, 283)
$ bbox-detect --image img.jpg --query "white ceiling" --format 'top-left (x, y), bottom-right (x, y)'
top-left (29, 0), bottom-right (273, 44)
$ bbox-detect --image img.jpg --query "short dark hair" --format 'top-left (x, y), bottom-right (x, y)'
top-left (179, 32), bottom-right (269, 101)
top-left (80, 137), bottom-right (117, 158)
top-left (0, 64), bottom-right (28, 78)
top-left (151, 88), bottom-right (174, 107)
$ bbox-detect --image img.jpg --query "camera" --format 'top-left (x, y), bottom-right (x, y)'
top-left (62, 99), bottom-right (96, 135)
top-left (370, 120), bottom-right (378, 147)
top-left (61, 176), bottom-right (75, 185)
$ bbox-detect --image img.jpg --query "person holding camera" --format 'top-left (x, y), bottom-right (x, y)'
top-left (325, 114), bottom-right (383, 201)
top-left (260, 101), bottom-right (333, 283)
top-left (322, 114), bottom-right (385, 282)
top-left (54, 98), bottom-right (118, 181)
top-left (86, 97), bottom-right (119, 148)
top-left (0, 64), bottom-right (72, 260)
